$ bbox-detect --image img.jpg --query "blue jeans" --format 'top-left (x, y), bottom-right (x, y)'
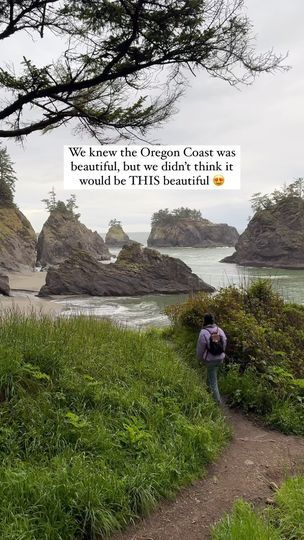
top-left (206, 361), bottom-right (222, 404)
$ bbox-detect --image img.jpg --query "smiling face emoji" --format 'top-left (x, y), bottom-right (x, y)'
top-left (213, 174), bottom-right (225, 186)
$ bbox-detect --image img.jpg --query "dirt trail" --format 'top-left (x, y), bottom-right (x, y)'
top-left (111, 408), bottom-right (304, 540)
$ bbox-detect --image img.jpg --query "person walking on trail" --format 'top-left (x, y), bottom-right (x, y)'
top-left (196, 313), bottom-right (227, 404)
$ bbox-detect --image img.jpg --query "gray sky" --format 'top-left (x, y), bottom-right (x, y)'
top-left (4, 0), bottom-right (304, 233)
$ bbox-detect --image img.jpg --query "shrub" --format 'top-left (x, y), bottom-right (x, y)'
top-left (166, 279), bottom-right (304, 434)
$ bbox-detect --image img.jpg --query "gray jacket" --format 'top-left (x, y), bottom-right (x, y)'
top-left (196, 324), bottom-right (227, 363)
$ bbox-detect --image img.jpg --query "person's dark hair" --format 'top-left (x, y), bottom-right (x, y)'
top-left (203, 313), bottom-right (215, 326)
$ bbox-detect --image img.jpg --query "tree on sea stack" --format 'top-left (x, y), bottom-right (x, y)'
top-left (151, 207), bottom-right (203, 225)
top-left (42, 189), bottom-right (80, 219)
top-left (0, 1), bottom-right (286, 140)
top-left (221, 178), bottom-right (304, 268)
top-left (250, 178), bottom-right (304, 212)
top-left (109, 219), bottom-right (122, 227)
top-left (0, 144), bottom-right (17, 206)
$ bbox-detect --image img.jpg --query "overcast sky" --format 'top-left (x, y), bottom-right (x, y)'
top-left (3, 0), bottom-right (304, 233)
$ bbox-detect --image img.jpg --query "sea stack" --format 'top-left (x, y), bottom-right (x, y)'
top-left (37, 209), bottom-right (110, 267)
top-left (105, 221), bottom-right (133, 247)
top-left (221, 195), bottom-right (304, 268)
top-left (148, 208), bottom-right (239, 248)
top-left (39, 242), bottom-right (215, 297)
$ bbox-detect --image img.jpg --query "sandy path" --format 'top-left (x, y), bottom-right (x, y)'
top-left (111, 408), bottom-right (304, 540)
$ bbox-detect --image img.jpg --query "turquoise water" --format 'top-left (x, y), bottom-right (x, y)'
top-left (58, 232), bottom-right (304, 327)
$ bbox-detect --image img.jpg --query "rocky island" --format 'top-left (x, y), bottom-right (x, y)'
top-left (222, 182), bottom-right (304, 268)
top-left (37, 192), bottom-right (110, 267)
top-left (147, 207), bottom-right (239, 248)
top-left (39, 242), bottom-right (215, 297)
top-left (105, 219), bottom-right (133, 247)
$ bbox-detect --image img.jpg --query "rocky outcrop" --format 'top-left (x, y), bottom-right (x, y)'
top-left (0, 206), bottom-right (36, 271)
top-left (39, 243), bottom-right (215, 297)
top-left (37, 211), bottom-right (110, 267)
top-left (221, 196), bottom-right (304, 268)
top-left (0, 273), bottom-right (10, 296)
top-left (105, 223), bottom-right (132, 247)
top-left (148, 219), bottom-right (239, 248)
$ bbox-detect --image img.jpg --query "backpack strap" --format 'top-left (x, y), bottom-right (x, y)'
top-left (205, 326), bottom-right (218, 335)
top-left (203, 327), bottom-right (216, 360)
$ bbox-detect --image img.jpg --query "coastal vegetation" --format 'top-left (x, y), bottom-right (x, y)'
top-left (0, 1), bottom-right (285, 140)
top-left (166, 279), bottom-right (304, 435)
top-left (109, 219), bottom-right (122, 227)
top-left (42, 188), bottom-right (80, 220)
top-left (0, 313), bottom-right (228, 538)
top-left (151, 207), bottom-right (203, 226)
top-left (0, 144), bottom-right (17, 207)
top-left (212, 477), bottom-right (304, 539)
top-left (250, 177), bottom-right (304, 212)
top-left (0, 277), bottom-right (303, 537)
top-left (0, 152), bottom-right (37, 270)
top-left (165, 278), bottom-right (304, 537)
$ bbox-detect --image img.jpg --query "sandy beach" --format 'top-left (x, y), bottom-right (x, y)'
top-left (0, 271), bottom-right (63, 316)
top-left (9, 271), bottom-right (47, 292)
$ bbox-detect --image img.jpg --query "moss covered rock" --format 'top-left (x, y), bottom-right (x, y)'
top-left (0, 206), bottom-right (36, 271)
top-left (105, 223), bottom-right (133, 247)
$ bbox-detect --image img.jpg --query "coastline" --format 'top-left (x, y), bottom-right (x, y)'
top-left (0, 271), bottom-right (63, 316)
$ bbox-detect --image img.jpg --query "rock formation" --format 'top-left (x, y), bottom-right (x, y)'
top-left (148, 219), bottom-right (239, 248)
top-left (105, 223), bottom-right (132, 247)
top-left (0, 206), bottom-right (37, 271)
top-left (221, 196), bottom-right (304, 268)
top-left (0, 273), bottom-right (10, 296)
top-left (39, 242), bottom-right (215, 297)
top-left (37, 210), bottom-right (110, 267)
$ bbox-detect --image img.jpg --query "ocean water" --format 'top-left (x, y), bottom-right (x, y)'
top-left (58, 232), bottom-right (304, 328)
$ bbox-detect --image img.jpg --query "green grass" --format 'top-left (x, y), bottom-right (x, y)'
top-left (219, 366), bottom-right (304, 435)
top-left (212, 477), bottom-right (304, 540)
top-left (211, 499), bottom-right (280, 540)
top-left (0, 312), bottom-right (229, 539)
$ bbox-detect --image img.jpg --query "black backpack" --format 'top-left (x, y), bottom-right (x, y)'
top-left (206, 327), bottom-right (224, 356)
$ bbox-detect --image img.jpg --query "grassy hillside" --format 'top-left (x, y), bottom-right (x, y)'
top-left (0, 313), bottom-right (228, 539)
top-left (166, 279), bottom-right (304, 434)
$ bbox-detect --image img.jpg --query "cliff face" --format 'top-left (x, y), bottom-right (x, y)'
top-left (37, 211), bottom-right (110, 267)
top-left (148, 219), bottom-right (239, 248)
top-left (0, 206), bottom-right (37, 271)
top-left (39, 242), bottom-right (215, 297)
top-left (105, 224), bottom-right (132, 247)
top-left (221, 196), bottom-right (304, 268)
